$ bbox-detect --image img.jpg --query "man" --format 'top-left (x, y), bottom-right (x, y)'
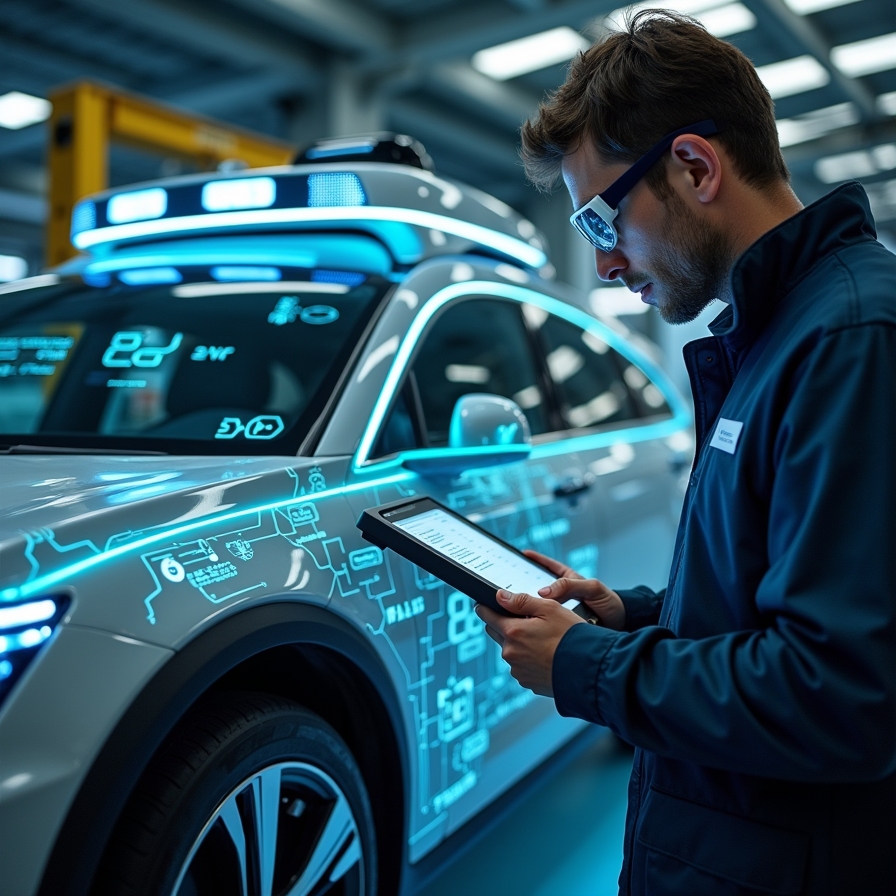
top-left (476, 11), bottom-right (896, 895)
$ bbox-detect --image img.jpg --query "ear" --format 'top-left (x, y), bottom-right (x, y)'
top-left (668, 135), bottom-right (722, 204)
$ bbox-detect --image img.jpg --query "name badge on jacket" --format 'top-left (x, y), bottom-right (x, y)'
top-left (709, 418), bottom-right (743, 454)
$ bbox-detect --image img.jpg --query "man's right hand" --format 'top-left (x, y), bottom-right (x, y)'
top-left (523, 549), bottom-right (627, 632)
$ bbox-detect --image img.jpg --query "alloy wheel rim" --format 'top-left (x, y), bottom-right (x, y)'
top-left (171, 760), bottom-right (364, 896)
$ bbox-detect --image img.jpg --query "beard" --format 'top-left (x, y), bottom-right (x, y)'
top-left (630, 191), bottom-right (737, 325)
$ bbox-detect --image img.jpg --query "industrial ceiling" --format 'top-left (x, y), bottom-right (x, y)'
top-left (1, 0), bottom-right (895, 275)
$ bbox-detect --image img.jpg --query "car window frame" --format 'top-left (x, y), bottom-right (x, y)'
top-left (368, 294), bottom-right (556, 461)
top-left (353, 280), bottom-right (689, 471)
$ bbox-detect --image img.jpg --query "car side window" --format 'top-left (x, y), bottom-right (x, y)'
top-left (410, 298), bottom-right (548, 447)
top-left (537, 313), bottom-right (642, 430)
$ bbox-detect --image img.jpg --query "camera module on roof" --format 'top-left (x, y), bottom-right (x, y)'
top-left (296, 133), bottom-right (434, 171)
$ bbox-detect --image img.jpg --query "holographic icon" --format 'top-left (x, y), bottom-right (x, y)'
top-left (245, 416), bottom-right (285, 439)
top-left (215, 417), bottom-right (244, 439)
top-left (437, 676), bottom-right (475, 743)
top-left (300, 305), bottom-right (340, 325)
top-left (226, 539), bottom-right (254, 561)
top-left (268, 297), bottom-right (300, 325)
top-left (160, 557), bottom-right (185, 582)
top-left (307, 466), bottom-right (326, 491)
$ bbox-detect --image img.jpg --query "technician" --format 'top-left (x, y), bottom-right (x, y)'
top-left (476, 11), bottom-right (896, 895)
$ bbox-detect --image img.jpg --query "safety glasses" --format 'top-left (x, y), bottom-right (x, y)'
top-left (569, 119), bottom-right (719, 252)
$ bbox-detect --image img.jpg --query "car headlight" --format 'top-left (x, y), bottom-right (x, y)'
top-left (0, 596), bottom-right (68, 706)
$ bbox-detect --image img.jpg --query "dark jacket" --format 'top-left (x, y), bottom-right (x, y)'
top-left (552, 183), bottom-right (896, 896)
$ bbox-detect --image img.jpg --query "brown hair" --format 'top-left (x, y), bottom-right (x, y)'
top-left (521, 10), bottom-right (789, 196)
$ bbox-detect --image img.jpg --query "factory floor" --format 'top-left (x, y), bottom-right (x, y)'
top-left (418, 734), bottom-right (633, 896)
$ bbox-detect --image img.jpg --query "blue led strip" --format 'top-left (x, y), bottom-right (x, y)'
top-left (71, 207), bottom-right (548, 269)
top-left (353, 280), bottom-right (691, 470)
top-left (0, 472), bottom-right (412, 604)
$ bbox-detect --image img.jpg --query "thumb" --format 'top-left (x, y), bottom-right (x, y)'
top-left (537, 577), bottom-right (576, 600)
top-left (496, 589), bottom-right (540, 615)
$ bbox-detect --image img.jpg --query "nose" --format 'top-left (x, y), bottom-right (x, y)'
top-left (595, 246), bottom-right (627, 283)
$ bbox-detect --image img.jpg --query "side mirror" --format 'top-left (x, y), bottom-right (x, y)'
top-left (401, 393), bottom-right (532, 474)
top-left (448, 393), bottom-right (531, 449)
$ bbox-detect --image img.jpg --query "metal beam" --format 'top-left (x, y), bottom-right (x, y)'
top-left (425, 62), bottom-right (541, 131)
top-left (226, 0), bottom-right (394, 54)
top-left (0, 71), bottom-right (298, 161)
top-left (744, 0), bottom-right (876, 121)
top-left (369, 0), bottom-right (611, 72)
top-left (783, 118), bottom-right (896, 171)
top-left (389, 98), bottom-right (522, 174)
top-left (64, 0), bottom-right (322, 86)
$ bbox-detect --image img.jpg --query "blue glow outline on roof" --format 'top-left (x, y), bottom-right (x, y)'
top-left (0, 471), bottom-right (413, 604)
top-left (71, 207), bottom-right (548, 269)
top-left (353, 280), bottom-right (690, 470)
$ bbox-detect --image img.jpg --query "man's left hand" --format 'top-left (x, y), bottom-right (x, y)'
top-left (476, 590), bottom-right (585, 697)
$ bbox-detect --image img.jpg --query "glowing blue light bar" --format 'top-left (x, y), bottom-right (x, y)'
top-left (307, 173), bottom-right (366, 208)
top-left (211, 265), bottom-right (282, 282)
top-left (312, 269), bottom-right (366, 287)
top-left (71, 200), bottom-right (96, 235)
top-left (0, 599), bottom-right (56, 630)
top-left (119, 267), bottom-right (183, 286)
top-left (202, 177), bottom-right (276, 212)
top-left (72, 207), bottom-right (547, 268)
top-left (108, 188), bottom-right (168, 225)
top-left (306, 142), bottom-right (375, 159)
top-left (0, 660), bottom-right (11, 680)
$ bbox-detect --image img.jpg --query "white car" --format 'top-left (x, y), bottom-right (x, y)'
top-left (0, 136), bottom-right (690, 896)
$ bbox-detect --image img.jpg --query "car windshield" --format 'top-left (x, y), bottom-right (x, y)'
top-left (0, 267), bottom-right (389, 454)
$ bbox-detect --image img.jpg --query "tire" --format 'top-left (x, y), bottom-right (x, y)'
top-left (96, 692), bottom-right (377, 896)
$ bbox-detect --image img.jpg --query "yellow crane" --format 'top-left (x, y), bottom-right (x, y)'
top-left (46, 80), bottom-right (294, 265)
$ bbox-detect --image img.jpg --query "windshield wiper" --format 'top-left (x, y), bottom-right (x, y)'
top-left (2, 444), bottom-right (168, 456)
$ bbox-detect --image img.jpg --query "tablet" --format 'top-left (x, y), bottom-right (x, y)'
top-left (357, 496), bottom-right (597, 620)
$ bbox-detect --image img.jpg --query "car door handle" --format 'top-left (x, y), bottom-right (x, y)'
top-left (553, 473), bottom-right (595, 498)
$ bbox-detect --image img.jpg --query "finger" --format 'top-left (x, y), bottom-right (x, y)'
top-left (522, 549), bottom-right (569, 576)
top-left (476, 603), bottom-right (503, 627)
top-left (535, 576), bottom-right (577, 599)
top-left (483, 623), bottom-right (504, 646)
top-left (496, 588), bottom-right (543, 617)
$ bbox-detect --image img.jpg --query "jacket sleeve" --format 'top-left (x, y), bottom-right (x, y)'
top-left (616, 586), bottom-right (665, 631)
top-left (553, 324), bottom-right (896, 782)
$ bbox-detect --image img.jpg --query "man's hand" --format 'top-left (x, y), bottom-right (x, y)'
top-left (523, 549), bottom-right (627, 632)
top-left (476, 590), bottom-right (585, 697)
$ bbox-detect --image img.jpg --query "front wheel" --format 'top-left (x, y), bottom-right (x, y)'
top-left (97, 693), bottom-right (377, 896)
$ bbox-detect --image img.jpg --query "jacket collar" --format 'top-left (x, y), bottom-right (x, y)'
top-left (708, 182), bottom-right (877, 353)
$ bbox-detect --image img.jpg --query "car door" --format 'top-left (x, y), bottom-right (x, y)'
top-left (530, 307), bottom-right (685, 592)
top-left (356, 292), bottom-right (599, 843)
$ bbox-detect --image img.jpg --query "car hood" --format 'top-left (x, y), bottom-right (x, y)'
top-left (0, 454), bottom-right (323, 545)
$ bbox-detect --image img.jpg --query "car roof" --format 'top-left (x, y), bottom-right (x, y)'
top-left (65, 162), bottom-right (550, 275)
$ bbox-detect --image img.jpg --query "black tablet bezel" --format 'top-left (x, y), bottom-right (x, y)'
top-left (357, 495), bottom-right (585, 617)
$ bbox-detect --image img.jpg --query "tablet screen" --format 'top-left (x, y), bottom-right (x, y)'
top-left (393, 506), bottom-right (557, 596)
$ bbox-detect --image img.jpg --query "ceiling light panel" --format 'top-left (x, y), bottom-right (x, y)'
top-left (776, 102), bottom-right (859, 147)
top-left (832, 32), bottom-right (896, 78)
top-left (814, 144), bottom-right (896, 183)
top-left (605, 1), bottom-right (755, 38)
top-left (756, 55), bottom-right (830, 99)
top-left (782, 0), bottom-right (862, 14)
top-left (0, 92), bottom-right (52, 130)
top-left (472, 27), bottom-right (590, 81)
